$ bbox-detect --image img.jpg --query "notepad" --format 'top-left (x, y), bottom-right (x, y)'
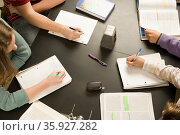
top-left (19, 101), bottom-right (69, 120)
top-left (117, 53), bottom-right (169, 89)
top-left (76, 0), bottom-right (115, 21)
top-left (16, 55), bottom-right (72, 103)
top-left (137, 0), bottom-right (180, 40)
top-left (48, 10), bottom-right (97, 45)
top-left (100, 93), bottom-right (155, 120)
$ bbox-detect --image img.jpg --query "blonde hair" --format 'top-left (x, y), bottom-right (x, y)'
top-left (160, 102), bottom-right (180, 120)
top-left (0, 20), bottom-right (17, 82)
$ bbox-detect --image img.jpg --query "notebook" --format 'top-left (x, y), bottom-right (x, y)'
top-left (100, 93), bottom-right (155, 120)
top-left (137, 0), bottom-right (180, 40)
top-left (16, 55), bottom-right (72, 103)
top-left (76, 0), bottom-right (115, 21)
top-left (117, 53), bottom-right (169, 89)
top-left (19, 101), bottom-right (69, 120)
top-left (48, 10), bottom-right (97, 45)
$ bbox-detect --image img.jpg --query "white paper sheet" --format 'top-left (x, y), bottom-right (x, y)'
top-left (49, 10), bottom-right (97, 44)
top-left (117, 53), bottom-right (169, 89)
top-left (20, 101), bottom-right (69, 120)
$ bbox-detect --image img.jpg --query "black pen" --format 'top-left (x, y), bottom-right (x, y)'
top-left (69, 27), bottom-right (81, 33)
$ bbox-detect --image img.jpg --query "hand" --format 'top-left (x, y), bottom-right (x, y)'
top-left (45, 71), bottom-right (66, 87)
top-left (8, 4), bottom-right (21, 16)
top-left (145, 29), bottom-right (161, 43)
top-left (62, 26), bottom-right (83, 40)
top-left (126, 54), bottom-right (145, 68)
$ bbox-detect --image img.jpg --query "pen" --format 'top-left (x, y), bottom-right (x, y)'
top-left (69, 27), bottom-right (81, 33)
top-left (131, 48), bottom-right (143, 61)
top-left (88, 54), bottom-right (107, 66)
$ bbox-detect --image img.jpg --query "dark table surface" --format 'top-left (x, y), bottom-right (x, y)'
top-left (1, 0), bottom-right (180, 120)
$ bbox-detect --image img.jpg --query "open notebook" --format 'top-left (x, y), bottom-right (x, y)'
top-left (16, 55), bottom-right (72, 103)
top-left (100, 93), bottom-right (155, 120)
top-left (117, 53), bottom-right (169, 89)
top-left (19, 101), bottom-right (69, 120)
top-left (48, 10), bottom-right (97, 45)
top-left (137, 0), bottom-right (180, 40)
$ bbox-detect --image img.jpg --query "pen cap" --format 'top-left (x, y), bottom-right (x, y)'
top-left (100, 25), bottom-right (116, 50)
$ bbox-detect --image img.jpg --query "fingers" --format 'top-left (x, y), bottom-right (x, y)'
top-left (126, 54), bottom-right (136, 62)
top-left (56, 71), bottom-right (66, 79)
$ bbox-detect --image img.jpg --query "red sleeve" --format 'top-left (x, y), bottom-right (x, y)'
top-left (11, 0), bottom-right (30, 7)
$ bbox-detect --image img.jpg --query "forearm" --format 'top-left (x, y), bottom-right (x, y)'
top-left (157, 33), bottom-right (180, 58)
top-left (32, 0), bottom-right (65, 13)
top-left (25, 79), bottom-right (50, 101)
top-left (143, 60), bottom-right (180, 88)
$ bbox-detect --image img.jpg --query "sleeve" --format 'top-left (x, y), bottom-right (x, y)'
top-left (10, 0), bottom-right (30, 7)
top-left (11, 29), bottom-right (31, 69)
top-left (0, 18), bottom-right (31, 69)
top-left (143, 60), bottom-right (180, 89)
top-left (0, 87), bottom-right (28, 111)
top-left (157, 33), bottom-right (180, 58)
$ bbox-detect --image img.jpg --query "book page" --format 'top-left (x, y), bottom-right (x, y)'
top-left (101, 93), bottom-right (155, 120)
top-left (139, 0), bottom-right (176, 10)
top-left (49, 10), bottom-right (97, 45)
top-left (20, 101), bottom-right (69, 120)
top-left (16, 56), bottom-right (72, 103)
top-left (139, 10), bottom-right (180, 36)
top-left (117, 53), bottom-right (169, 89)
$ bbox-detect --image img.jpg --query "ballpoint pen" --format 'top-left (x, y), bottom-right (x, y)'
top-left (131, 48), bottom-right (143, 61)
top-left (69, 27), bottom-right (81, 33)
top-left (88, 54), bottom-right (107, 66)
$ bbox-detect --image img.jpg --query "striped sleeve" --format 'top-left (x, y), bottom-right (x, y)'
top-left (143, 60), bottom-right (180, 89)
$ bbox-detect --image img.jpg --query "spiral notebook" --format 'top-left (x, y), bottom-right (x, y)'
top-left (16, 55), bottom-right (72, 103)
top-left (117, 53), bottom-right (169, 89)
top-left (19, 101), bottom-right (69, 120)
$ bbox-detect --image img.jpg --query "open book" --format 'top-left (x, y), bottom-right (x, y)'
top-left (100, 93), bottom-right (155, 120)
top-left (48, 10), bottom-right (97, 45)
top-left (117, 53), bottom-right (169, 89)
top-left (20, 101), bottom-right (69, 120)
top-left (137, 0), bottom-right (180, 40)
top-left (16, 55), bottom-right (72, 103)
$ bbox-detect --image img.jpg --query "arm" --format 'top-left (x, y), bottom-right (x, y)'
top-left (126, 55), bottom-right (180, 89)
top-left (14, 2), bottom-right (82, 40)
top-left (0, 71), bottom-right (65, 111)
top-left (11, 30), bottom-right (31, 69)
top-left (32, 0), bottom-right (65, 13)
top-left (143, 60), bottom-right (180, 89)
top-left (157, 33), bottom-right (180, 58)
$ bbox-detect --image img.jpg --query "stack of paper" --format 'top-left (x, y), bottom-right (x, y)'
top-left (100, 93), bottom-right (155, 120)
top-left (20, 101), bottom-right (69, 120)
top-left (16, 55), bottom-right (72, 103)
top-left (117, 53), bottom-right (169, 89)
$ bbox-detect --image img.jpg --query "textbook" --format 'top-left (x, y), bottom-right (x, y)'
top-left (100, 93), bottom-right (155, 120)
top-left (117, 53), bottom-right (169, 89)
top-left (19, 101), bottom-right (69, 120)
top-left (16, 55), bottom-right (72, 103)
top-left (48, 10), bottom-right (97, 45)
top-left (137, 0), bottom-right (180, 40)
top-left (76, 0), bottom-right (115, 21)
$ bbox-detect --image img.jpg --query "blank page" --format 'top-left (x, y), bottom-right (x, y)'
top-left (48, 10), bottom-right (97, 45)
top-left (16, 55), bottom-right (72, 103)
top-left (117, 53), bottom-right (169, 89)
